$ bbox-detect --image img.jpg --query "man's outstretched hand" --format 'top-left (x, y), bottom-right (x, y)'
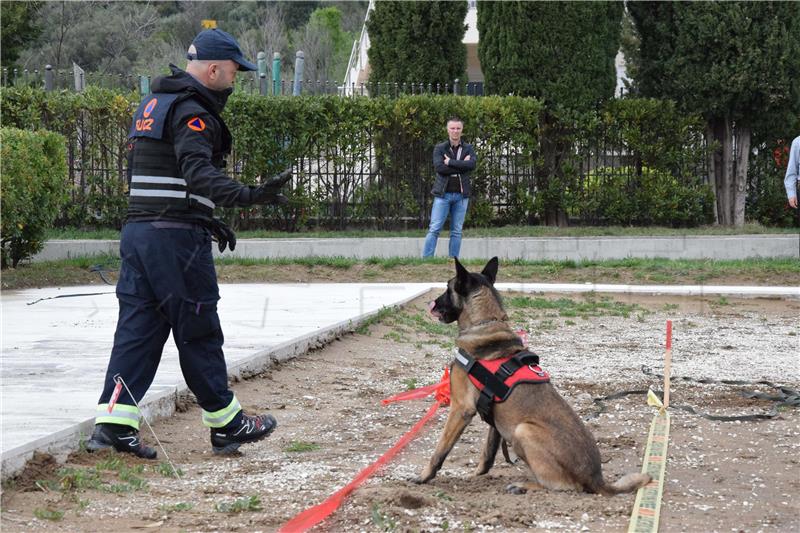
top-left (252, 169), bottom-right (292, 205)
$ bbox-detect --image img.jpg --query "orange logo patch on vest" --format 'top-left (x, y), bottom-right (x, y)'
top-left (143, 98), bottom-right (158, 118)
top-left (187, 117), bottom-right (206, 132)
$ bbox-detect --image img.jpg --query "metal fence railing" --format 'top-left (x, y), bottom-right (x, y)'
top-left (1, 65), bottom-right (485, 97)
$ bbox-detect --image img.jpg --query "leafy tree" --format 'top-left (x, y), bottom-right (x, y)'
top-left (477, 1), bottom-right (623, 111)
top-left (18, 1), bottom-right (159, 75)
top-left (283, 1), bottom-right (320, 30)
top-left (628, 1), bottom-right (800, 226)
top-left (292, 7), bottom-right (355, 83)
top-left (1, 1), bottom-right (42, 68)
top-left (477, 1), bottom-right (622, 226)
top-left (367, 0), bottom-right (467, 86)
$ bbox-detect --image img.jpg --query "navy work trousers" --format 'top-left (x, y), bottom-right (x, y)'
top-left (97, 221), bottom-right (236, 419)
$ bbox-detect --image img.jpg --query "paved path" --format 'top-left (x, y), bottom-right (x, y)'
top-left (0, 283), bottom-right (435, 478)
top-left (2, 281), bottom-right (797, 479)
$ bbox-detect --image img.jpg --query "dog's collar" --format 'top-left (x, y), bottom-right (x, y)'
top-left (461, 318), bottom-right (503, 331)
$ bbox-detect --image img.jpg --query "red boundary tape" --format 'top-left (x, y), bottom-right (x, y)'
top-left (278, 369), bottom-right (450, 533)
top-left (278, 402), bottom-right (442, 532)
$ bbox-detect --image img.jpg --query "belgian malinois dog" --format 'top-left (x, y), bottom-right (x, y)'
top-left (418, 257), bottom-right (651, 495)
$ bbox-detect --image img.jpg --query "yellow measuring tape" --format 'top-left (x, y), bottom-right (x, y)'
top-left (628, 320), bottom-right (673, 533)
top-left (628, 394), bottom-right (670, 532)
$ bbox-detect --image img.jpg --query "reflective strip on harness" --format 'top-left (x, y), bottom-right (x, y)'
top-left (202, 396), bottom-right (241, 428)
top-left (95, 403), bottom-right (140, 430)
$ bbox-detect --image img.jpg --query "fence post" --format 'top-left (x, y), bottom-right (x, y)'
top-left (453, 78), bottom-right (460, 95)
top-left (45, 65), bottom-right (54, 91)
top-left (257, 51), bottom-right (268, 95)
top-left (73, 63), bottom-right (85, 92)
top-left (272, 52), bottom-right (281, 95)
top-left (292, 51), bottom-right (304, 96)
top-left (139, 75), bottom-right (150, 96)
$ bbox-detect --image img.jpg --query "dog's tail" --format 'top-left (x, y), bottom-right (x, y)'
top-left (596, 472), bottom-right (652, 496)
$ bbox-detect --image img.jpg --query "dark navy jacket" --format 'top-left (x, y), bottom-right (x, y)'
top-left (127, 65), bottom-right (259, 222)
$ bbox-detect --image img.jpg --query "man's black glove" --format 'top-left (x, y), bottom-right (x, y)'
top-left (251, 169), bottom-right (292, 205)
top-left (209, 218), bottom-right (237, 253)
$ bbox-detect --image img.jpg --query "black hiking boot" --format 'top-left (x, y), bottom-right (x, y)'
top-left (210, 413), bottom-right (277, 454)
top-left (86, 423), bottom-right (157, 459)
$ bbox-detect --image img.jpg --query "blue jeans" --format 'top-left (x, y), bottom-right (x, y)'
top-left (422, 193), bottom-right (469, 258)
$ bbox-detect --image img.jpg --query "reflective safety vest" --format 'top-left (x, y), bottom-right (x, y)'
top-left (126, 93), bottom-right (215, 220)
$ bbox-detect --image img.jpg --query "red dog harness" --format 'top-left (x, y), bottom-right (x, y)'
top-left (455, 348), bottom-right (550, 426)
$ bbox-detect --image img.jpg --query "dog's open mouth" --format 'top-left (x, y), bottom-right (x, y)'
top-left (428, 300), bottom-right (443, 319)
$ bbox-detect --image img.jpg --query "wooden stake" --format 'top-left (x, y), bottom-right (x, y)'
top-left (663, 320), bottom-right (672, 410)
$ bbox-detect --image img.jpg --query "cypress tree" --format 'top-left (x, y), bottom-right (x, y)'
top-left (366, 0), bottom-right (468, 86)
top-left (477, 1), bottom-right (623, 226)
top-left (477, 1), bottom-right (623, 111)
top-left (629, 1), bottom-right (800, 226)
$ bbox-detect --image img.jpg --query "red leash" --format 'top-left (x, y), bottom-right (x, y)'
top-left (278, 368), bottom-right (450, 533)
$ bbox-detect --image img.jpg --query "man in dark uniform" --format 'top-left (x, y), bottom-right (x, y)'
top-left (87, 29), bottom-right (290, 457)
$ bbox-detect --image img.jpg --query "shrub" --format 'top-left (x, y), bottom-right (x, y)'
top-left (1, 127), bottom-right (69, 267)
top-left (583, 166), bottom-right (714, 227)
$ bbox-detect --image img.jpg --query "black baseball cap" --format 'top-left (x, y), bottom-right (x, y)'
top-left (187, 29), bottom-right (257, 72)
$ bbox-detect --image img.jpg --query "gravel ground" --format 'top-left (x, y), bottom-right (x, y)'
top-left (1, 290), bottom-right (798, 532)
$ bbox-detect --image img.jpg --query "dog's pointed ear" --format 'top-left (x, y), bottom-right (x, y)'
top-left (454, 257), bottom-right (472, 295)
top-left (481, 256), bottom-right (499, 285)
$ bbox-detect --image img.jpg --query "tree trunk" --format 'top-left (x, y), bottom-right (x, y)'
top-left (707, 116), bottom-right (737, 226)
top-left (706, 123), bottom-right (719, 224)
top-left (538, 114), bottom-right (569, 227)
top-left (733, 125), bottom-right (750, 227)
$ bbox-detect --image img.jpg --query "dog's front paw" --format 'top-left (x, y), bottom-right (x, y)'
top-left (410, 476), bottom-right (427, 485)
top-left (505, 483), bottom-right (527, 495)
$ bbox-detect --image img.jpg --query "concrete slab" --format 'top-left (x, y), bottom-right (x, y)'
top-left (0, 283), bottom-right (437, 479)
top-left (32, 234), bottom-right (800, 263)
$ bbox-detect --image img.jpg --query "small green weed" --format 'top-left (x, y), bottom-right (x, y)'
top-left (403, 378), bottom-right (419, 390)
top-left (355, 306), bottom-right (396, 335)
top-left (159, 502), bottom-right (194, 513)
top-left (284, 441), bottom-right (321, 453)
top-left (433, 489), bottom-right (453, 501)
top-left (57, 467), bottom-right (102, 491)
top-left (215, 495), bottom-right (262, 513)
top-left (382, 330), bottom-right (408, 343)
top-left (33, 508), bottom-right (64, 521)
top-left (370, 503), bottom-right (397, 531)
top-left (507, 295), bottom-right (645, 320)
top-left (153, 462), bottom-right (183, 478)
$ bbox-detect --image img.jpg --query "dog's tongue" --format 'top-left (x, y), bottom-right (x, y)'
top-left (428, 300), bottom-right (440, 317)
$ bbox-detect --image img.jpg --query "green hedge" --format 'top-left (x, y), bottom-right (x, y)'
top-left (1, 86), bottom-right (135, 229)
top-left (1, 86), bottom-right (757, 230)
top-left (1, 127), bottom-right (69, 267)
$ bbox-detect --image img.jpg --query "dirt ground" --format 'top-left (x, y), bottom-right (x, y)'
top-left (1, 291), bottom-right (798, 532)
